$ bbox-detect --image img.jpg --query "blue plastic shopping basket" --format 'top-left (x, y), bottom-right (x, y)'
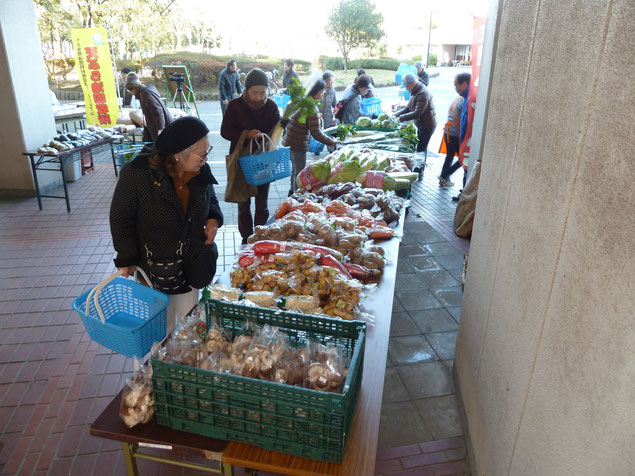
top-left (72, 269), bottom-right (169, 357)
top-left (239, 134), bottom-right (291, 186)
top-left (309, 137), bottom-right (325, 154)
top-left (273, 94), bottom-right (291, 108)
top-left (361, 97), bottom-right (382, 115)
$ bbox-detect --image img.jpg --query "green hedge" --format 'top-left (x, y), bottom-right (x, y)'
top-left (428, 53), bottom-right (438, 66)
top-left (137, 52), bottom-right (311, 90)
top-left (317, 55), bottom-right (345, 71)
top-left (348, 58), bottom-right (401, 70)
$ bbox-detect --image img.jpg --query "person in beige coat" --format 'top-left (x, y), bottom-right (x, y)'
top-left (282, 79), bottom-right (339, 194)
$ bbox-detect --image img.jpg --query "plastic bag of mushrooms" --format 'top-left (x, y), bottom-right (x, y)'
top-left (119, 358), bottom-right (155, 428)
top-left (153, 319), bottom-right (350, 393)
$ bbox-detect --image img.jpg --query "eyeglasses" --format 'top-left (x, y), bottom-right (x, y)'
top-left (188, 145), bottom-right (213, 161)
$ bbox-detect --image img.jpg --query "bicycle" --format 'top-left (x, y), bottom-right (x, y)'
top-left (266, 69), bottom-right (284, 96)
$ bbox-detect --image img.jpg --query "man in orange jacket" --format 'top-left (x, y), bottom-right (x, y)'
top-left (439, 72), bottom-right (470, 188)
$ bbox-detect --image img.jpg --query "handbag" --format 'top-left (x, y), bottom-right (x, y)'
top-left (184, 240), bottom-right (218, 289)
top-left (225, 130), bottom-right (257, 203)
top-left (143, 219), bottom-right (191, 294)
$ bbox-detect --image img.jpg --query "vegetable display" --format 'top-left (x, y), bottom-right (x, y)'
top-left (36, 125), bottom-right (135, 155)
top-left (295, 146), bottom-right (417, 192)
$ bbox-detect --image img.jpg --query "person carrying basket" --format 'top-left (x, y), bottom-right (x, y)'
top-left (220, 68), bottom-right (280, 244)
top-left (110, 116), bottom-right (223, 333)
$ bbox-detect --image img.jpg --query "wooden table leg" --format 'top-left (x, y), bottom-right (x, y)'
top-left (221, 462), bottom-right (233, 476)
top-left (122, 443), bottom-right (140, 476)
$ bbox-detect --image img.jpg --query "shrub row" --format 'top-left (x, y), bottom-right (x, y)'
top-left (125, 52), bottom-right (311, 90)
top-left (317, 55), bottom-right (439, 71)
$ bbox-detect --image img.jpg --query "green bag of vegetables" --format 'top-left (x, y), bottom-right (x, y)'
top-left (296, 159), bottom-right (332, 189)
top-left (356, 171), bottom-right (411, 191)
top-left (328, 159), bottom-right (362, 184)
top-left (375, 156), bottom-right (392, 171)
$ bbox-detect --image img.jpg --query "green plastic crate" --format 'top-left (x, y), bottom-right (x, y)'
top-left (152, 299), bottom-right (367, 462)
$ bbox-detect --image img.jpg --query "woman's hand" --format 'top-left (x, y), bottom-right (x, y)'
top-left (247, 129), bottom-right (262, 140)
top-left (205, 219), bottom-right (219, 244)
top-left (118, 266), bottom-right (136, 278)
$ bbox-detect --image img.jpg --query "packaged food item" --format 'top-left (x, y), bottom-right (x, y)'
top-left (274, 349), bottom-right (305, 386)
top-left (327, 159), bottom-right (362, 184)
top-left (243, 291), bottom-right (277, 308)
top-left (296, 159), bottom-right (332, 190)
top-left (304, 342), bottom-right (348, 393)
top-left (208, 284), bottom-right (241, 301)
top-left (120, 359), bottom-right (155, 428)
top-left (284, 295), bottom-right (320, 313)
top-left (238, 325), bottom-right (288, 381)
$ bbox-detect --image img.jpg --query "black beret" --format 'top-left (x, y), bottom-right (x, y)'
top-left (154, 116), bottom-right (210, 155)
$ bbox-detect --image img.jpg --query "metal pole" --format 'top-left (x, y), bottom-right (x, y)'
top-left (426, 10), bottom-right (433, 68)
top-left (106, 23), bottom-right (123, 116)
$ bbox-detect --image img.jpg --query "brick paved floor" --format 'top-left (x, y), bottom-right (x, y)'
top-left (0, 144), bottom-right (470, 475)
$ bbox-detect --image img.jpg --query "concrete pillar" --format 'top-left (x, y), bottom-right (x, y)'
top-left (455, 0), bottom-right (635, 474)
top-left (0, 0), bottom-right (59, 197)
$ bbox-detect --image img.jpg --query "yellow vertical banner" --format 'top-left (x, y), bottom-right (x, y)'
top-left (71, 27), bottom-right (120, 127)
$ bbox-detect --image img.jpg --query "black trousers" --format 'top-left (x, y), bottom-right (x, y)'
top-left (417, 126), bottom-right (436, 153)
top-left (440, 134), bottom-right (462, 181)
top-left (237, 183), bottom-right (270, 241)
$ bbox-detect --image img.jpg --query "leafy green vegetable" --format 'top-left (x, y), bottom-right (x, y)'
top-left (283, 78), bottom-right (320, 124)
top-left (396, 123), bottom-right (419, 147)
top-left (356, 117), bottom-right (371, 128)
top-left (328, 159), bottom-right (362, 184)
top-left (377, 113), bottom-right (390, 122)
top-left (335, 123), bottom-right (356, 141)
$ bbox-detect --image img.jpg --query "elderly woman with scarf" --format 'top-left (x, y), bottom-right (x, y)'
top-left (220, 68), bottom-right (280, 244)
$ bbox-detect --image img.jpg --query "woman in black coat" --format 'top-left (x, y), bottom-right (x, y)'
top-left (110, 117), bottom-right (223, 331)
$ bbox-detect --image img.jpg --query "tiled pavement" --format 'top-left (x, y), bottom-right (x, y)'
top-left (0, 143), bottom-right (469, 475)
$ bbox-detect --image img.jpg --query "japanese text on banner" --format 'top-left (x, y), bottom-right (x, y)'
top-left (70, 27), bottom-right (120, 127)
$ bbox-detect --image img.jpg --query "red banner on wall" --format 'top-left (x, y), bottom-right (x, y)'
top-left (459, 16), bottom-right (486, 168)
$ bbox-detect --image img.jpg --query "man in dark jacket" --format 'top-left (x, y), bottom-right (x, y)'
top-left (283, 59), bottom-right (301, 88)
top-left (218, 59), bottom-right (243, 115)
top-left (119, 67), bottom-right (133, 106)
top-left (220, 68), bottom-right (280, 244)
top-left (125, 73), bottom-right (173, 142)
top-left (415, 61), bottom-right (430, 86)
top-left (394, 73), bottom-right (436, 153)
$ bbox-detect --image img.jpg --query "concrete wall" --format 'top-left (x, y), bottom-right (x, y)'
top-left (455, 0), bottom-right (635, 474)
top-left (0, 0), bottom-right (59, 197)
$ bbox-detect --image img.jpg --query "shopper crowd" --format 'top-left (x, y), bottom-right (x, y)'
top-left (111, 61), bottom-right (466, 318)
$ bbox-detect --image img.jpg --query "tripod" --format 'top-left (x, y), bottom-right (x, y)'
top-left (171, 76), bottom-right (194, 114)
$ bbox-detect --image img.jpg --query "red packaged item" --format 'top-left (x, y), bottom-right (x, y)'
top-left (237, 251), bottom-right (276, 267)
top-left (275, 198), bottom-right (299, 219)
top-left (252, 241), bottom-right (294, 255)
top-left (252, 241), bottom-right (344, 261)
top-left (320, 255), bottom-right (352, 279)
top-left (368, 226), bottom-right (395, 240)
